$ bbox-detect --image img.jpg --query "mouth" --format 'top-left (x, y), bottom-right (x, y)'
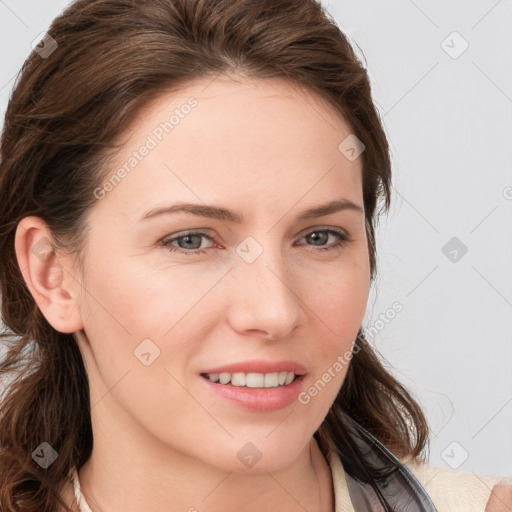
top-left (199, 364), bottom-right (307, 411)
top-left (200, 371), bottom-right (301, 388)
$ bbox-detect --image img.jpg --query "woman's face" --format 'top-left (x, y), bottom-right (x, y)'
top-left (70, 74), bottom-right (370, 472)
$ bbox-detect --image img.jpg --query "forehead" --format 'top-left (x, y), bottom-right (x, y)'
top-left (94, 74), bottom-right (363, 220)
top-left (119, 73), bottom-right (358, 160)
top-left (138, 73), bottom-right (347, 124)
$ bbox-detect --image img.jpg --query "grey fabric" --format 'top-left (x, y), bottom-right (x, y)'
top-left (339, 411), bottom-right (438, 511)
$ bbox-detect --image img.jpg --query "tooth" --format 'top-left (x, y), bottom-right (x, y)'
top-left (284, 372), bottom-right (294, 385)
top-left (264, 372), bottom-right (279, 388)
top-left (219, 372), bottom-right (231, 385)
top-left (231, 372), bottom-right (246, 386)
top-left (208, 371), bottom-right (299, 387)
top-left (246, 373), bottom-right (264, 388)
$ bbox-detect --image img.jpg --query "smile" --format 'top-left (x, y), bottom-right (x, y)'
top-left (201, 371), bottom-right (297, 387)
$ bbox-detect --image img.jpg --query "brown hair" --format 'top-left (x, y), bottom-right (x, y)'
top-left (0, 0), bottom-right (429, 510)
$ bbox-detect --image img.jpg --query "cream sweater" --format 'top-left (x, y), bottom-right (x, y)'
top-left (328, 450), bottom-right (512, 512)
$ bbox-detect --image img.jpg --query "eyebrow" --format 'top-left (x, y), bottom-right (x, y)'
top-left (140, 199), bottom-right (363, 223)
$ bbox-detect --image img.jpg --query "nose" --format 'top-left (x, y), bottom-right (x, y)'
top-left (226, 246), bottom-right (303, 341)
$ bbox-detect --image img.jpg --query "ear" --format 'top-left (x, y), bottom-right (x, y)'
top-left (14, 216), bottom-right (84, 333)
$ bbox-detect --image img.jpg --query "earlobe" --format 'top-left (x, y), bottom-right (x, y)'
top-left (14, 216), bottom-right (84, 334)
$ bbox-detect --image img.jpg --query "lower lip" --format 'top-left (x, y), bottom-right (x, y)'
top-left (201, 374), bottom-right (306, 412)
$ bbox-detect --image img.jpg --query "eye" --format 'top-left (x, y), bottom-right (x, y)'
top-left (298, 228), bottom-right (349, 252)
top-left (161, 230), bottom-right (216, 255)
top-left (160, 228), bottom-right (350, 255)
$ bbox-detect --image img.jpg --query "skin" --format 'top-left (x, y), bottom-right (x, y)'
top-left (16, 73), bottom-right (372, 511)
top-left (485, 483), bottom-right (512, 512)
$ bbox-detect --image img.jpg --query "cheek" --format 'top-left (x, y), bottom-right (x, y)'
top-left (308, 257), bottom-right (369, 342)
top-left (76, 262), bottom-right (196, 430)
top-left (78, 250), bottom-right (172, 337)
top-left (299, 263), bottom-right (368, 406)
top-left (76, 251), bottom-right (212, 393)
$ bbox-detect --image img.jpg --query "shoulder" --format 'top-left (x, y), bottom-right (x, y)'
top-left (402, 456), bottom-right (512, 512)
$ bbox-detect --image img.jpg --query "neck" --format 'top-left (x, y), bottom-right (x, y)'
top-left (75, 435), bottom-right (333, 512)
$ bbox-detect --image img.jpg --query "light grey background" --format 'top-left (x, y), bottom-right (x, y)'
top-left (1, 0), bottom-right (511, 477)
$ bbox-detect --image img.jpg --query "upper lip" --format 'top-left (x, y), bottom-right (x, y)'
top-left (201, 360), bottom-right (307, 376)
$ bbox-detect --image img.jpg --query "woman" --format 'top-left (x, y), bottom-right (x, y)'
top-left (0, 0), bottom-right (510, 511)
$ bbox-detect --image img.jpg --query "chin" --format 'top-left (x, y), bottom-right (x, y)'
top-left (217, 433), bottom-right (311, 474)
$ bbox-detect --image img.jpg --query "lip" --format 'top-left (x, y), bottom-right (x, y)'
top-left (201, 373), bottom-right (306, 412)
top-left (200, 359), bottom-right (307, 376)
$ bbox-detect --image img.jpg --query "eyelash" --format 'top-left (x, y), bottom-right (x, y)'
top-left (160, 228), bottom-right (350, 256)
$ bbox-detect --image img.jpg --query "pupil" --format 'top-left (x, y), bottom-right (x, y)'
top-left (308, 232), bottom-right (327, 245)
top-left (180, 235), bottom-right (201, 249)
